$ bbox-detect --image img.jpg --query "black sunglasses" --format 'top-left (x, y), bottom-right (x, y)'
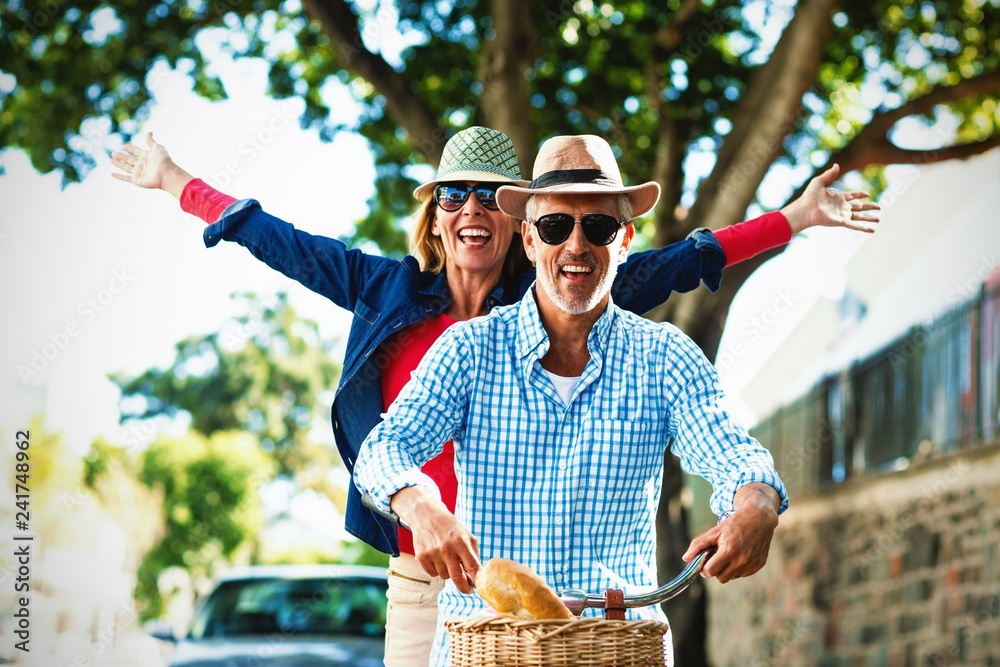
top-left (530, 213), bottom-right (626, 246)
top-left (433, 182), bottom-right (504, 211)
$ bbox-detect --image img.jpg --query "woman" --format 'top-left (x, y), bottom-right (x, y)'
top-left (112, 126), bottom-right (877, 665)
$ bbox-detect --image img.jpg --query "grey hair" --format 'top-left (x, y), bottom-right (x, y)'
top-left (524, 193), bottom-right (634, 223)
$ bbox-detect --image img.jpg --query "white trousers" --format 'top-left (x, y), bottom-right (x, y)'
top-left (383, 553), bottom-right (445, 667)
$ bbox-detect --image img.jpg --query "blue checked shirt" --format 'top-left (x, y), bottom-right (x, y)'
top-left (355, 288), bottom-right (788, 665)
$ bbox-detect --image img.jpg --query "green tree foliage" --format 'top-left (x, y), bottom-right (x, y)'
top-left (111, 292), bottom-right (344, 503)
top-left (133, 429), bottom-right (275, 619)
top-left (105, 293), bottom-right (351, 617)
top-left (3, 1), bottom-right (998, 227)
top-left (2, 1), bottom-right (997, 342)
top-left (81, 437), bottom-right (166, 561)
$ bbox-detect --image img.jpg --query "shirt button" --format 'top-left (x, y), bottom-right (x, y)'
top-left (555, 517), bottom-right (564, 526)
top-left (558, 461), bottom-right (567, 471)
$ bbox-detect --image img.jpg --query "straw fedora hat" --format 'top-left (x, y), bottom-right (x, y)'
top-left (412, 126), bottom-right (529, 201)
top-left (495, 135), bottom-right (660, 221)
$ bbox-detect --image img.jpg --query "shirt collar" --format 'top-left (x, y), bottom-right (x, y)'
top-left (516, 284), bottom-right (618, 361)
top-left (416, 269), bottom-right (517, 312)
top-left (416, 269), bottom-right (451, 301)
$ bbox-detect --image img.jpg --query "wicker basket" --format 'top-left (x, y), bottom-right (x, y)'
top-left (446, 616), bottom-right (670, 666)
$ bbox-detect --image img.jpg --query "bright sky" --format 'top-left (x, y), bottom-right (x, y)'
top-left (0, 58), bottom-right (377, 456)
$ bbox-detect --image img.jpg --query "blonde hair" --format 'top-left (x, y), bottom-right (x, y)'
top-left (410, 197), bottom-right (526, 279)
top-left (410, 198), bottom-right (447, 274)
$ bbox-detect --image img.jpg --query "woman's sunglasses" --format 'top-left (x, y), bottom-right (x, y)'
top-left (433, 182), bottom-right (504, 211)
top-left (530, 213), bottom-right (626, 246)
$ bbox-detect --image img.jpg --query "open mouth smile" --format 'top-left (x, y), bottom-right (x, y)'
top-left (458, 228), bottom-right (492, 246)
top-left (559, 263), bottom-right (594, 282)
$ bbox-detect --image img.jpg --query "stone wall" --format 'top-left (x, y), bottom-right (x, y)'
top-left (705, 443), bottom-right (1000, 667)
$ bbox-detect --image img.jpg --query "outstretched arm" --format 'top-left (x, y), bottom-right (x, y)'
top-left (715, 163), bottom-right (880, 267)
top-left (780, 163), bottom-right (880, 235)
top-left (111, 132), bottom-right (193, 199)
top-left (112, 132), bottom-right (394, 312)
top-left (112, 133), bottom-right (235, 223)
top-left (613, 163), bottom-right (881, 314)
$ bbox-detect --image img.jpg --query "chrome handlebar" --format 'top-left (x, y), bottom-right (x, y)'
top-left (557, 549), bottom-right (710, 616)
top-left (361, 492), bottom-right (709, 615)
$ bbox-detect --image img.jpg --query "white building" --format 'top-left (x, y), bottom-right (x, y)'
top-left (724, 148), bottom-right (1000, 422)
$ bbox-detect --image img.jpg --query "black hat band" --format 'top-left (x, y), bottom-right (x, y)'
top-left (529, 169), bottom-right (622, 190)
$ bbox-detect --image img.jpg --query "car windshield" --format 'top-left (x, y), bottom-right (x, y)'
top-left (188, 576), bottom-right (388, 640)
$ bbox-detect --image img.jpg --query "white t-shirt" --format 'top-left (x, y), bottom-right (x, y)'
top-left (542, 368), bottom-right (582, 407)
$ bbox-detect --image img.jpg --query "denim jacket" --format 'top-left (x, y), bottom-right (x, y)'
top-left (205, 199), bottom-right (726, 554)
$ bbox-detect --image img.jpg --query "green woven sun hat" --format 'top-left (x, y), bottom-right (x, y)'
top-left (412, 126), bottom-right (529, 202)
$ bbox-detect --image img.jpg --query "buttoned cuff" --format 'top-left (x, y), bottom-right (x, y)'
top-left (367, 469), bottom-right (442, 515)
top-left (203, 198), bottom-right (261, 248)
top-left (710, 471), bottom-right (790, 517)
top-left (687, 228), bottom-right (725, 292)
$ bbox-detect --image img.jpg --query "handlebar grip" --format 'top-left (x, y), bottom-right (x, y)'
top-left (622, 548), bottom-right (712, 608)
top-left (361, 492), bottom-right (475, 589)
top-left (559, 548), bottom-right (714, 616)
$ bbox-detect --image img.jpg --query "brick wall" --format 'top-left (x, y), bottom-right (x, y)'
top-left (705, 444), bottom-right (1000, 667)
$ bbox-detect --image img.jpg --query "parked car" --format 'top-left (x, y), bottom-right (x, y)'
top-left (152, 564), bottom-right (388, 667)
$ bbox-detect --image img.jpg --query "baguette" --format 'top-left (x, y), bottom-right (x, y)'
top-left (475, 558), bottom-right (574, 620)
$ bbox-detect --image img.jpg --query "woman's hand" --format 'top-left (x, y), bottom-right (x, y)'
top-left (781, 163), bottom-right (881, 235)
top-left (111, 132), bottom-right (193, 199)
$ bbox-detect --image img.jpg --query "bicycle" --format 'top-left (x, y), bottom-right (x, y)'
top-left (364, 493), bottom-right (709, 666)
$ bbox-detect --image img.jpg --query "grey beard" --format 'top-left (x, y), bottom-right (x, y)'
top-left (537, 259), bottom-right (619, 315)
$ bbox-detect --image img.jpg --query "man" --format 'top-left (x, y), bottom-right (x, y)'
top-left (355, 134), bottom-right (789, 666)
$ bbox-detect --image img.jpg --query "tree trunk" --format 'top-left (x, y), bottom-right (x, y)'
top-left (650, 115), bottom-right (690, 249)
top-left (657, 451), bottom-right (709, 667)
top-left (479, 0), bottom-right (539, 175)
top-left (685, 0), bottom-right (838, 236)
top-left (651, 2), bottom-right (839, 661)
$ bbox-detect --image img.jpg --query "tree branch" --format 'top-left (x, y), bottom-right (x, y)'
top-left (839, 134), bottom-right (1000, 174)
top-left (695, 73), bottom-right (1000, 350)
top-left (778, 71), bottom-right (1000, 204)
top-left (867, 69), bottom-right (1000, 131)
top-left (822, 69), bottom-right (1000, 175)
top-left (302, 0), bottom-right (445, 164)
top-left (656, 0), bottom-right (704, 51)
